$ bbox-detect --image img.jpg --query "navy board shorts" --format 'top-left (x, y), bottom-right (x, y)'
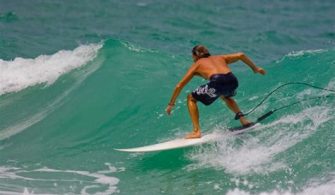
top-left (191, 72), bottom-right (238, 106)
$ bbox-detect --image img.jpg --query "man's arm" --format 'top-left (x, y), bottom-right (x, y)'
top-left (166, 64), bottom-right (197, 114)
top-left (222, 52), bottom-right (266, 74)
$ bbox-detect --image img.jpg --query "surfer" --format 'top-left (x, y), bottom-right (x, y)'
top-left (166, 45), bottom-right (266, 139)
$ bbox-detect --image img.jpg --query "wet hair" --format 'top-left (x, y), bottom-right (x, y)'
top-left (192, 45), bottom-right (211, 58)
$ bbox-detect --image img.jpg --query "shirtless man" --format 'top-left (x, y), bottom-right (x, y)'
top-left (166, 45), bottom-right (266, 139)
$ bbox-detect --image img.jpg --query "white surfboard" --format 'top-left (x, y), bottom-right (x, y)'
top-left (114, 123), bottom-right (259, 153)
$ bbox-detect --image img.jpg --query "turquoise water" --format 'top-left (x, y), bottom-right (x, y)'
top-left (1, 1), bottom-right (335, 194)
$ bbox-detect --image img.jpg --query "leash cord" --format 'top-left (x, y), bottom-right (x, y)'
top-left (244, 82), bottom-right (335, 116)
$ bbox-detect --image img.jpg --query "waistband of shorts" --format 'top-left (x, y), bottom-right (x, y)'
top-left (209, 72), bottom-right (233, 80)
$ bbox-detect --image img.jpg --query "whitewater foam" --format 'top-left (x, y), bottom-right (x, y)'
top-left (0, 43), bottom-right (102, 96)
top-left (275, 49), bottom-right (327, 64)
top-left (287, 49), bottom-right (325, 57)
top-left (226, 178), bottom-right (335, 195)
top-left (187, 105), bottom-right (332, 175)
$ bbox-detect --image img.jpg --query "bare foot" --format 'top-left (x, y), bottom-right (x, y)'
top-left (185, 131), bottom-right (201, 139)
top-left (240, 117), bottom-right (252, 126)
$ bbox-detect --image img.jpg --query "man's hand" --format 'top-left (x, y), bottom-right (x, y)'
top-left (255, 67), bottom-right (266, 75)
top-left (166, 104), bottom-right (174, 115)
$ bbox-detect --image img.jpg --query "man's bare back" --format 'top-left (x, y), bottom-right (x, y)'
top-left (193, 55), bottom-right (232, 80)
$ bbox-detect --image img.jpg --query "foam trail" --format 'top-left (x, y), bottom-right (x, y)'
top-left (0, 43), bottom-right (102, 96)
top-left (0, 163), bottom-right (121, 194)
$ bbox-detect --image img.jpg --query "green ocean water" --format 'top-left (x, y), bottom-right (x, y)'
top-left (1, 1), bottom-right (335, 194)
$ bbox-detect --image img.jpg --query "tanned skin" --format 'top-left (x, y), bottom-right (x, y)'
top-left (166, 52), bottom-right (266, 139)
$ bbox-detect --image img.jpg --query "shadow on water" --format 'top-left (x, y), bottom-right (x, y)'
top-left (130, 148), bottom-right (193, 172)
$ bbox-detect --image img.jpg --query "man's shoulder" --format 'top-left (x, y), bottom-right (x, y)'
top-left (212, 54), bottom-right (225, 59)
top-left (199, 55), bottom-right (224, 62)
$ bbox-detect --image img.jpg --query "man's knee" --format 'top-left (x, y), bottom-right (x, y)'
top-left (222, 96), bottom-right (235, 104)
top-left (221, 95), bottom-right (229, 101)
top-left (188, 94), bottom-right (197, 102)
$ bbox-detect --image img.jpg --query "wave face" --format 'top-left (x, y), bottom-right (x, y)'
top-left (1, 0), bottom-right (335, 194)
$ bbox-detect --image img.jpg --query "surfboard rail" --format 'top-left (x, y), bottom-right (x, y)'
top-left (114, 123), bottom-right (259, 153)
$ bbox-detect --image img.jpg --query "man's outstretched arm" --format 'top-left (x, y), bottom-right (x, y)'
top-left (166, 64), bottom-right (197, 114)
top-left (222, 52), bottom-right (266, 75)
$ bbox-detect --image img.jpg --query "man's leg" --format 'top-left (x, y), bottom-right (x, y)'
top-left (221, 96), bottom-right (251, 126)
top-left (186, 94), bottom-right (201, 139)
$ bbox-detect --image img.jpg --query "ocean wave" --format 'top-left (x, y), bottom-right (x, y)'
top-left (0, 43), bottom-right (104, 141)
top-left (0, 43), bottom-right (102, 96)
